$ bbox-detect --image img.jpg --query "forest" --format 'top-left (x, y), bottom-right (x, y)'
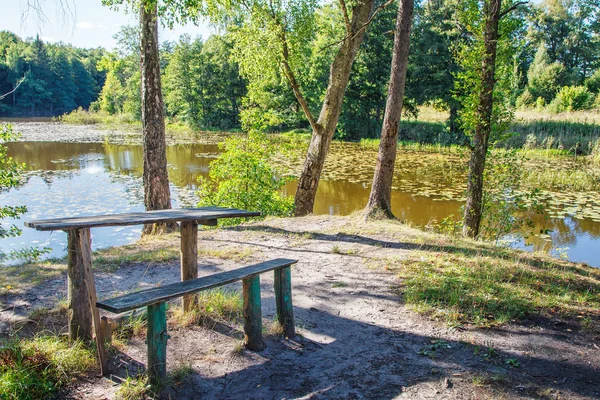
top-left (1, 0), bottom-right (598, 141)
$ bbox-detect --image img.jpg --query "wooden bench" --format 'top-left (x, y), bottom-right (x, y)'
top-left (96, 258), bottom-right (298, 384)
top-left (25, 207), bottom-right (260, 375)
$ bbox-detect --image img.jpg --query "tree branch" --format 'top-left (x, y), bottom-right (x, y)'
top-left (321, 0), bottom-right (395, 52)
top-left (338, 0), bottom-right (352, 34)
top-left (277, 24), bottom-right (319, 131)
top-left (0, 76), bottom-right (26, 101)
top-left (499, 1), bottom-right (527, 19)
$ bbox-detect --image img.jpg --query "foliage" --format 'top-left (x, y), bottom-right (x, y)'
top-left (0, 335), bottom-right (95, 399)
top-left (453, 0), bottom-right (522, 142)
top-left (522, 45), bottom-right (572, 105)
top-left (164, 34), bottom-right (246, 129)
top-left (0, 124), bottom-right (50, 262)
top-left (197, 129), bottom-right (294, 225)
top-left (0, 125), bottom-right (25, 239)
top-left (479, 149), bottom-right (544, 242)
top-left (527, 0), bottom-right (600, 83)
top-left (0, 33), bottom-right (105, 116)
top-left (548, 85), bottom-right (596, 112)
top-left (585, 69), bottom-right (600, 93)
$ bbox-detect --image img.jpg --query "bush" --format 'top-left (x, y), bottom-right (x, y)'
top-left (585, 69), bottom-right (600, 93)
top-left (197, 130), bottom-right (294, 224)
top-left (548, 86), bottom-right (595, 113)
top-left (515, 89), bottom-right (534, 109)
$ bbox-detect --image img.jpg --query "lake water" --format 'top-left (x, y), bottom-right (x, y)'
top-left (1, 133), bottom-right (599, 267)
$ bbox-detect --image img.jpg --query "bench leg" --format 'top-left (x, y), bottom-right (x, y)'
top-left (180, 221), bottom-right (198, 312)
top-left (274, 267), bottom-right (295, 338)
top-left (147, 302), bottom-right (168, 385)
top-left (242, 275), bottom-right (265, 351)
top-left (66, 228), bottom-right (93, 342)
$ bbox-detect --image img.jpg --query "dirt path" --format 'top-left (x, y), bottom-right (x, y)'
top-left (2, 216), bottom-right (599, 399)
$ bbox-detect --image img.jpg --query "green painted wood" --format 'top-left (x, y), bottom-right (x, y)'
top-left (25, 207), bottom-right (259, 231)
top-left (97, 259), bottom-right (298, 313)
top-left (67, 228), bottom-right (93, 342)
top-left (274, 266), bottom-right (295, 338)
top-left (147, 302), bottom-right (167, 384)
top-left (243, 275), bottom-right (265, 351)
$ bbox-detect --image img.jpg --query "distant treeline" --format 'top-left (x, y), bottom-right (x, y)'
top-left (0, 32), bottom-right (107, 117)
top-left (1, 0), bottom-right (599, 140)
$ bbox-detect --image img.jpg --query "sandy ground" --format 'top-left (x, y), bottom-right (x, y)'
top-left (1, 215), bottom-right (599, 399)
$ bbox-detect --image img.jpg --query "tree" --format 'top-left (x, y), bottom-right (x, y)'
top-left (338, 5), bottom-right (396, 140)
top-left (292, 0), bottom-right (384, 216)
top-left (521, 44), bottom-right (571, 104)
top-left (456, 0), bottom-right (525, 238)
top-left (364, 0), bottom-right (414, 218)
top-left (407, 0), bottom-right (462, 133)
top-left (139, 0), bottom-right (176, 234)
top-left (528, 0), bottom-right (600, 81)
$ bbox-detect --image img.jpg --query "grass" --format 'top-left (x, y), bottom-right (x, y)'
top-left (115, 374), bottom-right (154, 400)
top-left (169, 288), bottom-right (243, 327)
top-left (0, 259), bottom-right (66, 296)
top-left (0, 335), bottom-right (96, 400)
top-left (384, 240), bottom-right (600, 327)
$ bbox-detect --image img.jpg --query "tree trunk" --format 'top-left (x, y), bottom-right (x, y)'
top-left (140, 1), bottom-right (177, 235)
top-left (294, 0), bottom-right (375, 216)
top-left (364, 0), bottom-right (414, 219)
top-left (462, 0), bottom-right (501, 238)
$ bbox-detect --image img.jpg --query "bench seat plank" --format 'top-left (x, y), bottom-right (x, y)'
top-left (25, 206), bottom-right (260, 231)
top-left (97, 258), bottom-right (298, 313)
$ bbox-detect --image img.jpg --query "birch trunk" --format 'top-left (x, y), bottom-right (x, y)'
top-left (294, 0), bottom-right (375, 216)
top-left (140, 2), bottom-right (177, 235)
top-left (364, 0), bottom-right (414, 219)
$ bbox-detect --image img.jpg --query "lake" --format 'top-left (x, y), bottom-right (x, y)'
top-left (1, 123), bottom-right (599, 267)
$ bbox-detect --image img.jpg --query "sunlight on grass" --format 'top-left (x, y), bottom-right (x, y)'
top-left (387, 244), bottom-right (600, 327)
top-left (0, 335), bottom-right (95, 400)
top-left (169, 288), bottom-right (243, 327)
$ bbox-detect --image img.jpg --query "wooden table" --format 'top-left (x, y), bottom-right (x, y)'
top-left (25, 206), bottom-right (260, 346)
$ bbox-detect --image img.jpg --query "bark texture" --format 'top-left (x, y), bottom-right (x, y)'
top-left (462, 0), bottom-right (502, 238)
top-left (364, 0), bottom-right (414, 219)
top-left (140, 2), bottom-right (176, 235)
top-left (294, 0), bottom-right (375, 216)
top-left (67, 228), bottom-right (93, 342)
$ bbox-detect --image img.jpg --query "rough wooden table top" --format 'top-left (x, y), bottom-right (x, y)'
top-left (24, 206), bottom-right (261, 231)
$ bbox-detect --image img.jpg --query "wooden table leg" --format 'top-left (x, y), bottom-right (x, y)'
top-left (68, 228), bottom-right (108, 375)
top-left (67, 228), bottom-right (93, 341)
top-left (180, 221), bottom-right (198, 311)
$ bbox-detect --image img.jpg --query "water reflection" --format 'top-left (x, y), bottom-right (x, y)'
top-left (2, 141), bottom-right (599, 267)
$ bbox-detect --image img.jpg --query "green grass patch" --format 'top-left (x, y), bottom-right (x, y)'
top-left (0, 335), bottom-right (96, 399)
top-left (169, 288), bottom-right (243, 327)
top-left (390, 246), bottom-right (600, 327)
top-left (115, 374), bottom-right (154, 400)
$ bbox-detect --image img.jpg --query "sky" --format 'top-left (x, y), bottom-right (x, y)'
top-left (3, 0), bottom-right (215, 50)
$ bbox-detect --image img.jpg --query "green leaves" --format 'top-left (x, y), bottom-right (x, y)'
top-left (197, 129), bottom-right (294, 224)
top-left (0, 125), bottom-right (26, 239)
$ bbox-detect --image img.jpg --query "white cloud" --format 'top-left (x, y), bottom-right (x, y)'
top-left (40, 36), bottom-right (57, 43)
top-left (98, 24), bottom-right (108, 29)
top-left (76, 21), bottom-right (95, 29)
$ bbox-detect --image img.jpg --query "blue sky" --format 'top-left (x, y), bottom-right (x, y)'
top-left (4, 0), bottom-right (215, 49)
